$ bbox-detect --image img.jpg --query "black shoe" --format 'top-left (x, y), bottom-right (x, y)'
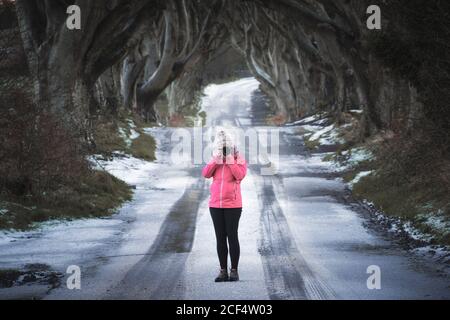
top-left (229, 269), bottom-right (239, 282)
top-left (215, 269), bottom-right (229, 282)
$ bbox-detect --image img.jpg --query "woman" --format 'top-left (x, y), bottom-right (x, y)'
top-left (202, 130), bottom-right (247, 282)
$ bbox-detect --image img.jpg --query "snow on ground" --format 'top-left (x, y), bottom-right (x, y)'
top-left (375, 209), bottom-right (450, 254)
top-left (285, 114), bottom-right (323, 126)
top-left (129, 128), bottom-right (140, 140)
top-left (118, 119), bottom-right (141, 147)
top-left (322, 146), bottom-right (374, 173)
top-left (420, 212), bottom-right (450, 236)
top-left (345, 148), bottom-right (373, 166)
top-left (413, 245), bottom-right (450, 265)
top-left (310, 125), bottom-right (334, 141)
top-left (0, 218), bottom-right (124, 270)
top-left (301, 124), bottom-right (323, 132)
top-left (348, 171), bottom-right (374, 189)
top-left (290, 116), bottom-right (345, 146)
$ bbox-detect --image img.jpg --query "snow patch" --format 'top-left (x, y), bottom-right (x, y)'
top-left (129, 128), bottom-right (140, 140)
top-left (419, 212), bottom-right (450, 236)
top-left (119, 120), bottom-right (141, 147)
top-left (348, 148), bottom-right (373, 165)
top-left (297, 120), bottom-right (344, 146)
top-left (285, 113), bottom-right (327, 126)
top-left (310, 125), bottom-right (334, 141)
top-left (332, 147), bottom-right (374, 172)
top-left (348, 171), bottom-right (373, 189)
top-left (0, 218), bottom-right (124, 266)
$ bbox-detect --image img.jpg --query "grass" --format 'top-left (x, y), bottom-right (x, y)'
top-left (325, 135), bottom-right (436, 222)
top-left (349, 157), bottom-right (450, 245)
top-left (93, 111), bottom-right (156, 161)
top-left (342, 160), bottom-right (376, 183)
top-left (322, 153), bottom-right (336, 162)
top-left (130, 134), bottom-right (156, 161)
top-left (304, 137), bottom-right (321, 151)
top-left (93, 120), bottom-right (128, 156)
top-left (352, 173), bottom-right (420, 219)
top-left (294, 125), bottom-right (321, 152)
top-left (0, 170), bottom-right (132, 230)
top-left (0, 111), bottom-right (145, 231)
top-left (351, 172), bottom-right (450, 245)
top-left (0, 110), bottom-right (156, 231)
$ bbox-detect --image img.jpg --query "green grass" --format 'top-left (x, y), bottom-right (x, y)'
top-left (352, 170), bottom-right (450, 245)
top-left (304, 137), bottom-right (320, 151)
top-left (93, 120), bottom-right (128, 156)
top-left (342, 160), bottom-right (376, 183)
top-left (93, 111), bottom-right (157, 162)
top-left (130, 134), bottom-right (156, 161)
top-left (353, 174), bottom-right (420, 219)
top-left (322, 154), bottom-right (334, 162)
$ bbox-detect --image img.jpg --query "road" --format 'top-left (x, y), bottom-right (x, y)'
top-left (0, 78), bottom-right (449, 300)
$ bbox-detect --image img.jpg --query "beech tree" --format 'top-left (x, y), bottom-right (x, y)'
top-left (121, 0), bottom-right (224, 121)
top-left (15, 0), bottom-right (154, 135)
top-left (12, 0), bottom-right (445, 142)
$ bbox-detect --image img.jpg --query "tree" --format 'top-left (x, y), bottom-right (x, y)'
top-left (15, 0), bottom-right (155, 137)
top-left (121, 0), bottom-right (224, 122)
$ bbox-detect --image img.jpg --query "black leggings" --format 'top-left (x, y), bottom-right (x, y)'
top-left (210, 208), bottom-right (242, 270)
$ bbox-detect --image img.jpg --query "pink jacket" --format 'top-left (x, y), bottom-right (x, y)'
top-left (202, 155), bottom-right (247, 208)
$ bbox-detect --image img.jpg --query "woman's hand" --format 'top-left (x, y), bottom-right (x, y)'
top-left (212, 149), bottom-right (224, 164)
top-left (225, 154), bottom-right (235, 164)
top-left (212, 148), bottom-right (223, 163)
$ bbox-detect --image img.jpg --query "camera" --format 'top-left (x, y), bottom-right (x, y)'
top-left (223, 146), bottom-right (231, 156)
